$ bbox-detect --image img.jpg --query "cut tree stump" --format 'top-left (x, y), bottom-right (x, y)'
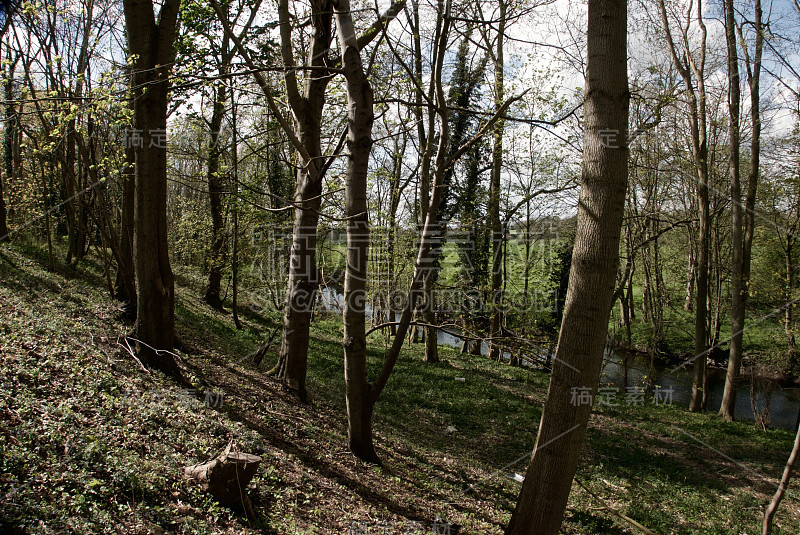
top-left (183, 443), bottom-right (261, 520)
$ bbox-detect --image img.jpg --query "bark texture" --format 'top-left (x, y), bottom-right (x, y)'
top-left (123, 0), bottom-right (181, 377)
top-left (267, 0), bottom-right (331, 401)
top-left (334, 0), bottom-right (377, 462)
top-left (183, 444), bottom-right (261, 520)
top-left (505, 0), bottom-right (628, 531)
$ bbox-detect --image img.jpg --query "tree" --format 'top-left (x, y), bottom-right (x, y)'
top-left (422, 30), bottom-right (486, 364)
top-left (719, 0), bottom-right (764, 421)
top-left (341, 0), bottom-right (518, 461)
top-left (218, 0), bottom-right (332, 400)
top-left (115, 130), bottom-right (136, 314)
top-left (178, 0), bottom-right (262, 311)
top-left (656, 0), bottom-right (711, 412)
top-left (123, 0), bottom-right (182, 377)
top-left (0, 11), bottom-right (15, 243)
top-left (505, 0), bottom-right (628, 531)
top-left (335, 0), bottom-right (376, 462)
top-left (212, 0), bottom-right (405, 401)
top-left (763, 412), bottom-right (800, 534)
top-left (0, 35), bottom-right (15, 244)
top-left (482, 0), bottom-right (507, 363)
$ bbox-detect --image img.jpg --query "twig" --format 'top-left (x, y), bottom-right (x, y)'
top-left (117, 336), bottom-right (150, 374)
top-left (574, 477), bottom-right (655, 534)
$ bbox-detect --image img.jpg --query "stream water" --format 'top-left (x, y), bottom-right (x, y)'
top-left (318, 287), bottom-right (800, 429)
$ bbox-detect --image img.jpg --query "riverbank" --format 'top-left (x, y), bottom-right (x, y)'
top-left (2, 241), bottom-right (799, 533)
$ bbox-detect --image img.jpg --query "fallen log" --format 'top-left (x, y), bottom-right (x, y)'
top-left (183, 443), bottom-right (261, 520)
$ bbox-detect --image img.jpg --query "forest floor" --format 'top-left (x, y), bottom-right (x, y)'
top-left (1, 240), bottom-right (800, 534)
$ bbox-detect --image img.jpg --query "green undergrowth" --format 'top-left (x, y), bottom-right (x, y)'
top-left (1, 240), bottom-right (799, 534)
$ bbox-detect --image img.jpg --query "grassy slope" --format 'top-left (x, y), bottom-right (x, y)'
top-left (1, 241), bottom-right (799, 534)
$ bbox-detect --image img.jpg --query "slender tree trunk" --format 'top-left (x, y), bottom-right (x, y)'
top-left (719, 0), bottom-right (743, 421)
top-left (204, 82), bottom-right (228, 310)
top-left (641, 242), bottom-right (652, 323)
top-left (267, 0), bottom-right (333, 400)
top-left (656, 0), bottom-right (710, 412)
top-left (0, 115), bottom-right (8, 241)
top-left (0, 43), bottom-right (9, 242)
top-left (721, 0), bottom-right (763, 420)
top-left (488, 0), bottom-right (506, 361)
top-left (620, 291), bottom-right (631, 342)
top-left (272, 164), bottom-right (322, 399)
top-left (230, 82), bottom-right (242, 330)
top-left (64, 5), bottom-right (93, 266)
top-left (333, 0), bottom-right (377, 461)
top-left (763, 408), bottom-right (800, 535)
top-left (115, 141), bottom-right (136, 314)
top-left (423, 270), bottom-right (439, 363)
top-left (41, 161), bottom-right (55, 271)
top-left (0, 163), bottom-right (7, 242)
top-left (0, 35), bottom-right (10, 242)
top-left (685, 242), bottom-right (695, 311)
top-left (386, 155), bottom-right (404, 336)
top-left (690, 168), bottom-right (710, 412)
top-left (786, 242), bottom-right (795, 351)
top-left (124, 0), bottom-right (182, 378)
top-left (64, 120), bottom-right (83, 265)
top-left (415, 1), bottom-right (439, 365)
top-left (408, 0), bottom-right (427, 350)
top-left (339, 0), bottom-right (507, 463)
top-left (652, 234), bottom-right (665, 340)
top-left (711, 221), bottom-right (723, 349)
top-left (505, 0), bottom-right (628, 530)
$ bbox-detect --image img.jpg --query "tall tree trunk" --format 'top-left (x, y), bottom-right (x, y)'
top-left (641, 242), bottom-right (652, 323)
top-left (0, 31), bottom-right (12, 243)
top-left (413, 0), bottom-right (438, 364)
top-left (231, 81), bottom-right (242, 330)
top-left (684, 241), bottom-right (695, 311)
top-left (124, 0), bottom-right (182, 378)
top-left (115, 140), bottom-right (137, 315)
top-left (335, 0), bottom-right (377, 461)
top-left (337, 0), bottom-right (509, 464)
top-left (719, 0), bottom-right (742, 421)
top-left (690, 161), bottom-right (710, 413)
top-left (64, 119), bottom-right (83, 265)
top-left (386, 141), bottom-right (405, 337)
top-left (272, 165), bottom-right (322, 399)
top-left (709, 220), bottom-right (721, 351)
top-left (268, 0), bottom-right (332, 401)
top-left (204, 82), bottom-right (228, 310)
top-left (0, 157), bottom-right (7, 242)
top-left (505, 0), bottom-right (628, 530)
top-left (720, 0), bottom-right (763, 420)
top-left (488, 0), bottom-right (506, 362)
top-left (786, 244), bottom-right (795, 351)
top-left (64, 3), bottom-right (94, 266)
top-left (657, 0), bottom-right (710, 412)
